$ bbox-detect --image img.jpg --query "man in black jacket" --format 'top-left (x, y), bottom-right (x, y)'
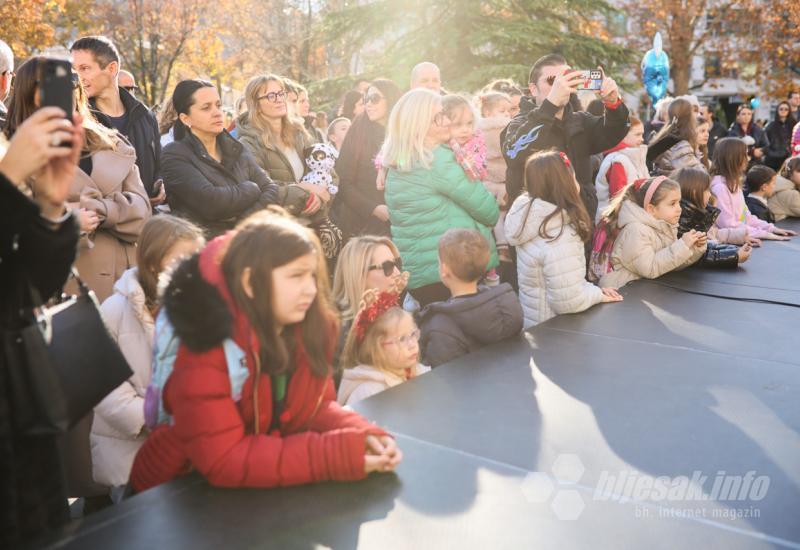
top-left (502, 53), bottom-right (629, 220)
top-left (71, 36), bottom-right (164, 206)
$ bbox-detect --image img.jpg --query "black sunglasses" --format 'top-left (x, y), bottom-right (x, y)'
top-left (368, 258), bottom-right (402, 277)
top-left (363, 93), bottom-right (384, 105)
top-left (545, 75), bottom-right (557, 86)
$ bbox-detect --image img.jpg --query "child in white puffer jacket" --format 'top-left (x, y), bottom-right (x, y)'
top-left (505, 150), bottom-right (622, 328)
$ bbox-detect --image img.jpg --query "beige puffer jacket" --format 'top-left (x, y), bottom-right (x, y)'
top-left (768, 176), bottom-right (800, 222)
top-left (599, 200), bottom-right (705, 289)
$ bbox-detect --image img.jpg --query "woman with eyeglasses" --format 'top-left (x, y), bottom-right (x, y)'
top-left (237, 74), bottom-right (327, 218)
top-left (332, 78), bottom-right (401, 238)
top-left (764, 101), bottom-right (797, 171)
top-left (331, 236), bottom-right (405, 385)
top-left (161, 79), bottom-right (280, 238)
top-left (381, 88), bottom-right (499, 308)
top-left (5, 56), bottom-right (151, 303)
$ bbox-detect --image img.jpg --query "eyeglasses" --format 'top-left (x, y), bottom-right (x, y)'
top-left (381, 328), bottom-right (420, 348)
top-left (433, 111), bottom-right (450, 127)
top-left (363, 93), bottom-right (384, 105)
top-left (368, 258), bottom-right (402, 277)
top-left (257, 90), bottom-right (287, 103)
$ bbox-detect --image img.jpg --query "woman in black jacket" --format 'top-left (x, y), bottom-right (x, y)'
top-left (163, 80), bottom-right (279, 236)
top-left (332, 78), bottom-right (401, 238)
top-left (728, 104), bottom-right (769, 167)
top-left (764, 101), bottom-right (797, 171)
top-left (1, 107), bottom-right (83, 546)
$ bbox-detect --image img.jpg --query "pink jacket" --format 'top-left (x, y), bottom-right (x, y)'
top-left (710, 176), bottom-right (774, 239)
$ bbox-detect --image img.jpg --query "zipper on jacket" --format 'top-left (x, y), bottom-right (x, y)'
top-left (253, 352), bottom-right (262, 434)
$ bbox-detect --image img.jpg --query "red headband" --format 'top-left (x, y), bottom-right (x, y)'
top-left (354, 291), bottom-right (400, 344)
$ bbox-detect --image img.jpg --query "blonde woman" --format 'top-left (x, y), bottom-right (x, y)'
top-left (381, 88), bottom-right (499, 307)
top-left (331, 236), bottom-right (403, 380)
top-left (236, 74), bottom-right (326, 216)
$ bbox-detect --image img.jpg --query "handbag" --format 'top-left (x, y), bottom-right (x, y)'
top-left (4, 268), bottom-right (133, 435)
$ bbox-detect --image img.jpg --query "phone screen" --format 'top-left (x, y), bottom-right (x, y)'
top-left (575, 70), bottom-right (603, 92)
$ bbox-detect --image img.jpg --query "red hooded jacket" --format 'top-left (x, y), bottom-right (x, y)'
top-left (130, 235), bottom-right (388, 492)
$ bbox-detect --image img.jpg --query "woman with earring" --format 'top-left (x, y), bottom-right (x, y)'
top-left (162, 79), bottom-right (280, 237)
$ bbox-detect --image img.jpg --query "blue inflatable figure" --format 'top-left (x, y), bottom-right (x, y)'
top-left (641, 32), bottom-right (670, 106)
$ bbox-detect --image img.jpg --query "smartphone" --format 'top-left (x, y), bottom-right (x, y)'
top-left (575, 70), bottom-right (603, 91)
top-left (39, 58), bottom-right (74, 119)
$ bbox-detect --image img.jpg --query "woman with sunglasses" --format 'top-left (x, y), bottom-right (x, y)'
top-left (237, 74), bottom-right (327, 217)
top-left (333, 78), bottom-right (401, 238)
top-left (381, 88), bottom-right (500, 308)
top-left (764, 101), bottom-right (797, 171)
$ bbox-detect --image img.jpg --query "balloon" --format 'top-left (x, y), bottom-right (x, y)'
top-left (641, 32), bottom-right (670, 106)
top-left (750, 97), bottom-right (761, 109)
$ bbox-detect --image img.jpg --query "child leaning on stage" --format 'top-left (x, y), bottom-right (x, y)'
top-left (675, 167), bottom-right (751, 268)
top-left (418, 228), bottom-right (523, 367)
top-left (598, 175), bottom-right (707, 289)
top-left (709, 137), bottom-right (795, 243)
top-left (506, 150), bottom-right (622, 328)
top-left (338, 278), bottom-right (430, 407)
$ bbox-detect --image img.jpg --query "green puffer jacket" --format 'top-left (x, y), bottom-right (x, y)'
top-left (385, 145), bottom-right (500, 289)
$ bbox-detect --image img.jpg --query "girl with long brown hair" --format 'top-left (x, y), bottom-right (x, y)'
top-left (505, 150), bottom-right (622, 328)
top-left (130, 209), bottom-right (400, 492)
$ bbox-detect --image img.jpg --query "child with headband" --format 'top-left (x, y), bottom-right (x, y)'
top-left (598, 175), bottom-right (707, 289)
top-left (338, 275), bottom-right (430, 406)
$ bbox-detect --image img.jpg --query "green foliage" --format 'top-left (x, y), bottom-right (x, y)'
top-left (321, 0), bottom-right (634, 94)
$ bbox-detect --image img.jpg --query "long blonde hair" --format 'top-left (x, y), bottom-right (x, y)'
top-left (244, 74), bottom-right (308, 150)
top-left (379, 88), bottom-right (442, 171)
top-left (332, 236), bottom-right (401, 321)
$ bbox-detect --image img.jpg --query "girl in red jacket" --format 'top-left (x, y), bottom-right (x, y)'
top-left (130, 209), bottom-right (401, 492)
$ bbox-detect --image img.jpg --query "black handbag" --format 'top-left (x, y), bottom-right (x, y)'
top-left (4, 269), bottom-right (133, 435)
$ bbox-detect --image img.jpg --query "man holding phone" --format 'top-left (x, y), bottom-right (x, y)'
top-left (502, 53), bottom-right (630, 220)
top-left (70, 36), bottom-right (165, 207)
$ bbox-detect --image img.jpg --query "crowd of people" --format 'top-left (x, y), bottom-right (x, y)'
top-left (1, 33), bottom-right (800, 547)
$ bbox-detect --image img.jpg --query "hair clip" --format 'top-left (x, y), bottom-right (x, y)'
top-left (558, 151), bottom-right (572, 169)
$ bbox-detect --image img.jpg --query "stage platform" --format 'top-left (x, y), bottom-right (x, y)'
top-left (36, 220), bottom-right (800, 550)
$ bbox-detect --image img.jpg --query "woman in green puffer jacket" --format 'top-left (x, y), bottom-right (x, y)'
top-left (382, 89), bottom-right (499, 307)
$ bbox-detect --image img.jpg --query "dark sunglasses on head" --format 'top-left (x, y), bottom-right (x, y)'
top-left (368, 258), bottom-right (402, 277)
top-left (258, 90), bottom-right (287, 103)
top-left (363, 93), bottom-right (384, 105)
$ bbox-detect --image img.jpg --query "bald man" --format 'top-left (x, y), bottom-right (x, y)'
top-left (118, 70), bottom-right (138, 96)
top-left (410, 62), bottom-right (442, 93)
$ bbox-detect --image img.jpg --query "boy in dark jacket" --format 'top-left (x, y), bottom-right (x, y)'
top-left (502, 53), bottom-right (630, 220)
top-left (419, 229), bottom-right (523, 368)
top-left (744, 165), bottom-right (777, 223)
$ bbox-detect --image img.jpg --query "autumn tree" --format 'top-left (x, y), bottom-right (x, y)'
top-left (622, 0), bottom-right (758, 96)
top-left (754, 1), bottom-right (800, 96)
top-left (0, 0), bottom-right (65, 58)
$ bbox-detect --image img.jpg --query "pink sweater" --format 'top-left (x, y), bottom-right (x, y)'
top-left (710, 175), bottom-right (775, 239)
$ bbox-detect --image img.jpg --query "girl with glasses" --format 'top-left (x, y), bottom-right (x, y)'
top-left (338, 286), bottom-right (430, 407)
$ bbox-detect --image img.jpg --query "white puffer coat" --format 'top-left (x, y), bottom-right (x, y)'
top-left (599, 200), bottom-right (705, 289)
top-left (91, 268), bottom-right (154, 487)
top-left (505, 195), bottom-right (603, 328)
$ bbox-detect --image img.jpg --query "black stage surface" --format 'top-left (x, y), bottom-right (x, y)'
top-left (37, 220), bottom-right (800, 550)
